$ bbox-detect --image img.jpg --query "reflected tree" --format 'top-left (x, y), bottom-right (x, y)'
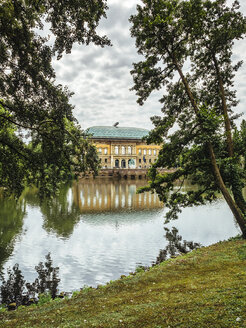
top-left (41, 184), bottom-right (81, 238)
top-left (0, 253), bottom-right (60, 308)
top-left (155, 227), bottom-right (201, 265)
top-left (0, 197), bottom-right (25, 269)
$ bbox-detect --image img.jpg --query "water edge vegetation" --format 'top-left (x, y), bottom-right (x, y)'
top-left (0, 238), bottom-right (246, 328)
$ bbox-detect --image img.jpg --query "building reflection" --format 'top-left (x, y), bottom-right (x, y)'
top-left (72, 178), bottom-right (163, 213)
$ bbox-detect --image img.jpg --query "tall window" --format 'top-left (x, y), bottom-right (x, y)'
top-left (138, 149), bottom-right (142, 155)
top-left (115, 146), bottom-right (119, 155)
top-left (128, 146), bottom-right (132, 155)
top-left (148, 149), bottom-right (152, 155)
top-left (98, 147), bottom-right (102, 154)
top-left (122, 146), bottom-right (126, 155)
top-left (153, 149), bottom-right (157, 156)
top-left (104, 148), bottom-right (108, 155)
top-left (143, 149), bottom-right (147, 155)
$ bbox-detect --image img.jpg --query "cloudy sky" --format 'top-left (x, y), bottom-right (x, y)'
top-left (52, 0), bottom-right (246, 131)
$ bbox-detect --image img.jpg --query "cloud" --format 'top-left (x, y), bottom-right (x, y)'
top-left (52, 0), bottom-right (246, 131)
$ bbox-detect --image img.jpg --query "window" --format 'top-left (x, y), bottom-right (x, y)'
top-left (149, 159), bottom-right (151, 163)
top-left (138, 149), bottom-right (142, 155)
top-left (104, 148), bottom-right (108, 155)
top-left (143, 149), bottom-right (147, 155)
top-left (153, 149), bottom-right (157, 156)
top-left (122, 146), bottom-right (126, 155)
top-left (148, 149), bottom-right (152, 155)
top-left (115, 146), bottom-right (119, 155)
top-left (105, 158), bottom-right (107, 163)
top-left (121, 159), bottom-right (126, 168)
top-left (98, 147), bottom-right (102, 154)
top-left (139, 159), bottom-right (141, 163)
top-left (128, 146), bottom-right (132, 155)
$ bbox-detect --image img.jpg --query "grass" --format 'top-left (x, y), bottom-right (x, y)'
top-left (1, 239), bottom-right (246, 327)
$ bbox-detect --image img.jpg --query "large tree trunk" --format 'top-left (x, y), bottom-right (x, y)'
top-left (208, 143), bottom-right (246, 238)
top-left (171, 53), bottom-right (246, 238)
top-left (212, 54), bottom-right (246, 214)
top-left (212, 54), bottom-right (234, 157)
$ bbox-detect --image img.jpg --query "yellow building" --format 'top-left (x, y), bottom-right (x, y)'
top-left (88, 125), bottom-right (161, 169)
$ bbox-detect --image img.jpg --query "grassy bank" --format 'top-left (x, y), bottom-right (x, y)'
top-left (1, 239), bottom-right (246, 328)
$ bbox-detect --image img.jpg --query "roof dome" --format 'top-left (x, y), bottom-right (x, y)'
top-left (87, 126), bottom-right (149, 140)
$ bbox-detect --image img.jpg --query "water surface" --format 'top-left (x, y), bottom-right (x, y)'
top-left (0, 178), bottom-right (240, 291)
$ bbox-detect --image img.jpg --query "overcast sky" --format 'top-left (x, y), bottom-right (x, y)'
top-left (52, 0), bottom-right (246, 131)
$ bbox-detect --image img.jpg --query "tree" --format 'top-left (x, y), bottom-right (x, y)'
top-left (0, 0), bottom-right (111, 198)
top-left (130, 0), bottom-right (246, 237)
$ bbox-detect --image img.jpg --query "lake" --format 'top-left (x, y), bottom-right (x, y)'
top-left (0, 178), bottom-right (240, 292)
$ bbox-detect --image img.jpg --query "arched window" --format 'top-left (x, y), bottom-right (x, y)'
top-left (153, 149), bottom-right (157, 156)
top-left (122, 146), bottom-right (126, 155)
top-left (98, 147), bottom-right (102, 154)
top-left (128, 146), bottom-right (132, 155)
top-left (143, 149), bottom-right (147, 155)
top-left (104, 148), bottom-right (108, 155)
top-left (121, 159), bottom-right (126, 168)
top-left (138, 149), bottom-right (142, 155)
top-left (115, 146), bottom-right (119, 155)
top-left (115, 159), bottom-right (119, 167)
top-left (148, 149), bottom-right (152, 155)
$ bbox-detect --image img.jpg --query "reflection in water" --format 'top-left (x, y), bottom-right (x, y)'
top-left (73, 179), bottom-right (162, 213)
top-left (22, 179), bottom-right (163, 238)
top-left (0, 196), bottom-right (25, 269)
top-left (20, 184), bottom-right (82, 239)
top-left (41, 186), bottom-right (81, 238)
top-left (155, 227), bottom-right (201, 265)
top-left (0, 178), bottom-right (241, 292)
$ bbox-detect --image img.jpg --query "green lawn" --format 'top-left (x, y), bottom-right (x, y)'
top-left (1, 239), bottom-right (246, 327)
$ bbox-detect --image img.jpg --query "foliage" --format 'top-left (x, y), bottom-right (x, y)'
top-left (130, 0), bottom-right (246, 236)
top-left (37, 293), bottom-right (52, 306)
top-left (155, 227), bottom-right (201, 264)
top-left (0, 195), bottom-right (25, 269)
top-left (0, 253), bottom-right (60, 307)
top-left (0, 0), bottom-right (110, 198)
top-left (40, 183), bottom-right (81, 238)
top-left (0, 240), bottom-right (246, 327)
top-left (0, 264), bottom-right (26, 307)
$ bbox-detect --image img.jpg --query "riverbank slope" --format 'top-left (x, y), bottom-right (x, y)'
top-left (1, 239), bottom-right (246, 328)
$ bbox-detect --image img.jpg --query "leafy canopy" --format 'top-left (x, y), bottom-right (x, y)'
top-left (0, 0), bottom-right (111, 198)
top-left (130, 0), bottom-right (246, 236)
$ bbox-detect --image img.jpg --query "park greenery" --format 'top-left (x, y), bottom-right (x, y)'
top-left (0, 239), bottom-right (246, 327)
top-left (130, 0), bottom-right (246, 237)
top-left (1, 1), bottom-right (246, 325)
top-left (0, 0), bottom-right (111, 198)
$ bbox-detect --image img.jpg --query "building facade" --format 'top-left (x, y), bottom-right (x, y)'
top-left (88, 125), bottom-right (161, 169)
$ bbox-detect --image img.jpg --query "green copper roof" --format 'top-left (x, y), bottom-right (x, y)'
top-left (87, 126), bottom-right (149, 140)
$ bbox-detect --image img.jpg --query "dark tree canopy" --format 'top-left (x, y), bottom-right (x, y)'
top-left (0, 0), bottom-right (111, 198)
top-left (130, 0), bottom-right (246, 237)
